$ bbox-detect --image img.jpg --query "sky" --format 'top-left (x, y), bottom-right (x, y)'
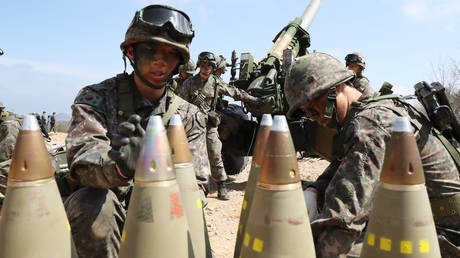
top-left (1, 0), bottom-right (459, 116)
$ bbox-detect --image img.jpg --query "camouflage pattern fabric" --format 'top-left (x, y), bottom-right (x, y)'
top-left (351, 74), bottom-right (375, 96)
top-left (0, 114), bottom-right (21, 195)
top-left (178, 74), bottom-right (257, 114)
top-left (177, 74), bottom-right (257, 182)
top-left (170, 76), bottom-right (186, 94)
top-left (310, 91), bottom-right (460, 257)
top-left (65, 73), bottom-right (210, 258)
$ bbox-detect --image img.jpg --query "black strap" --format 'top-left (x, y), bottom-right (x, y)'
top-left (116, 73), bottom-right (134, 123)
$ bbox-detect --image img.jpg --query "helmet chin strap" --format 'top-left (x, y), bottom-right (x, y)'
top-left (323, 86), bottom-right (339, 129)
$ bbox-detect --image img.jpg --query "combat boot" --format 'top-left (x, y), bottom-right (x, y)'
top-left (217, 182), bottom-right (230, 200)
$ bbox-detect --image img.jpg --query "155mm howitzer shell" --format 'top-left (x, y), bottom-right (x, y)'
top-left (0, 115), bottom-right (71, 258)
top-left (234, 114), bottom-right (272, 258)
top-left (240, 115), bottom-right (315, 258)
top-left (360, 117), bottom-right (440, 258)
top-left (118, 116), bottom-right (194, 258)
top-left (167, 114), bottom-right (211, 258)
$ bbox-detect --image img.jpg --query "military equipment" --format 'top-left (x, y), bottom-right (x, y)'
top-left (167, 114), bottom-right (211, 258)
top-left (216, 0), bottom-right (329, 169)
top-left (239, 115), bottom-right (315, 257)
top-left (231, 0), bottom-right (321, 116)
top-left (360, 117), bottom-right (441, 258)
top-left (234, 114), bottom-right (272, 258)
top-left (197, 51), bottom-right (217, 67)
top-left (0, 49), bottom-right (3, 56)
top-left (0, 115), bottom-right (72, 258)
top-left (118, 115), bottom-right (194, 258)
top-left (414, 81), bottom-right (460, 144)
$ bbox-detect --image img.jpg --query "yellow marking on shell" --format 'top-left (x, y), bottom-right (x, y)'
top-left (400, 241), bottom-right (413, 254)
top-left (252, 238), bottom-right (263, 253)
top-left (197, 198), bottom-right (202, 209)
top-left (244, 233), bottom-right (251, 247)
top-left (238, 224), bottom-right (243, 234)
top-left (121, 229), bottom-right (126, 243)
top-left (380, 237), bottom-right (392, 251)
top-left (419, 240), bottom-right (430, 253)
top-left (289, 169), bottom-right (296, 178)
top-left (242, 199), bottom-right (247, 210)
top-left (367, 233), bottom-right (375, 246)
top-left (67, 220), bottom-right (71, 232)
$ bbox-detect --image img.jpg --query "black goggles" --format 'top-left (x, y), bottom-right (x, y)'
top-left (135, 5), bottom-right (194, 43)
top-left (345, 54), bottom-right (360, 64)
top-left (198, 52), bottom-right (216, 62)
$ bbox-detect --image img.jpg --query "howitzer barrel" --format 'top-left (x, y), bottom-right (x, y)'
top-left (268, 0), bottom-right (322, 59)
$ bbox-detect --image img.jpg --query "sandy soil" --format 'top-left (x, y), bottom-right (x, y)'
top-left (49, 132), bottom-right (330, 258)
top-left (205, 157), bottom-right (329, 258)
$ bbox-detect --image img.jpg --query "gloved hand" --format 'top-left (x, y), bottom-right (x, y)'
top-left (303, 187), bottom-right (318, 221)
top-left (244, 96), bottom-right (265, 109)
top-left (108, 114), bottom-right (145, 179)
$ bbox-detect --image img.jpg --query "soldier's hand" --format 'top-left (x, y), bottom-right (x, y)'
top-left (108, 114), bottom-right (145, 179)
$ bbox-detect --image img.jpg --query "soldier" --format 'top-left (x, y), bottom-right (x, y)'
top-left (178, 51), bottom-right (262, 200)
top-left (214, 55), bottom-right (227, 78)
top-left (49, 112), bottom-right (56, 133)
top-left (0, 101), bottom-right (21, 195)
top-left (345, 52), bottom-right (375, 96)
top-left (171, 58), bottom-right (195, 93)
top-left (285, 52), bottom-right (460, 257)
top-left (63, 5), bottom-right (210, 257)
top-left (34, 112), bottom-right (50, 140)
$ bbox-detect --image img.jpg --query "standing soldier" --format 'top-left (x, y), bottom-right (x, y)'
top-left (214, 55), bottom-right (227, 78)
top-left (49, 112), bottom-right (56, 133)
top-left (171, 58), bottom-right (195, 93)
top-left (63, 5), bottom-right (210, 258)
top-left (285, 52), bottom-right (460, 257)
top-left (41, 111), bottom-right (47, 129)
top-left (178, 51), bottom-right (262, 200)
top-left (345, 52), bottom-right (375, 96)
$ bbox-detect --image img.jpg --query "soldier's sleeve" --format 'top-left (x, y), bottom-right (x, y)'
top-left (311, 115), bottom-right (390, 257)
top-left (217, 78), bottom-right (255, 103)
top-left (0, 119), bottom-right (21, 162)
top-left (177, 102), bottom-right (210, 183)
top-left (66, 88), bottom-right (129, 188)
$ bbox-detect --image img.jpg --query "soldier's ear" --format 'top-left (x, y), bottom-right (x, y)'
top-left (126, 46), bottom-right (134, 62)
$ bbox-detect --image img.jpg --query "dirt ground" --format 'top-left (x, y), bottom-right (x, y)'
top-left (49, 132), bottom-right (329, 258)
top-left (205, 157), bottom-right (329, 258)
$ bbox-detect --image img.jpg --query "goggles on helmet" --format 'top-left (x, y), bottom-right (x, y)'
top-left (134, 5), bottom-right (194, 44)
top-left (345, 54), bottom-right (361, 64)
top-left (198, 52), bottom-right (216, 62)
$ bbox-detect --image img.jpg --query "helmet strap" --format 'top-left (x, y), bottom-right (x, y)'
top-left (324, 87), bottom-right (339, 128)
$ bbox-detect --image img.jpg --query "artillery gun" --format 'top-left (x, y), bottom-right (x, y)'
top-left (220, 0), bottom-right (336, 171)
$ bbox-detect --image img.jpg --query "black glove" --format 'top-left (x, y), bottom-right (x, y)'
top-left (108, 114), bottom-right (145, 179)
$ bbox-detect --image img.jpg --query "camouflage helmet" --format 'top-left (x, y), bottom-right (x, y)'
top-left (178, 59), bottom-right (196, 74)
top-left (215, 55), bottom-right (227, 73)
top-left (197, 51), bottom-right (217, 67)
top-left (285, 52), bottom-right (355, 119)
top-left (345, 52), bottom-right (366, 69)
top-left (120, 5), bottom-right (195, 63)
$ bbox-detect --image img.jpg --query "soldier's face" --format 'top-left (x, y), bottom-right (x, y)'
top-left (180, 72), bottom-right (192, 80)
top-left (301, 93), bottom-right (331, 127)
top-left (128, 42), bottom-right (181, 86)
top-left (347, 64), bottom-right (362, 74)
top-left (199, 61), bottom-right (214, 77)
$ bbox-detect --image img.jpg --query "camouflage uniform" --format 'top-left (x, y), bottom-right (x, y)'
top-left (285, 52), bottom-right (460, 257)
top-left (178, 74), bottom-right (256, 182)
top-left (64, 74), bottom-right (210, 258)
top-left (352, 73), bottom-right (374, 96)
top-left (0, 111), bottom-right (21, 195)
